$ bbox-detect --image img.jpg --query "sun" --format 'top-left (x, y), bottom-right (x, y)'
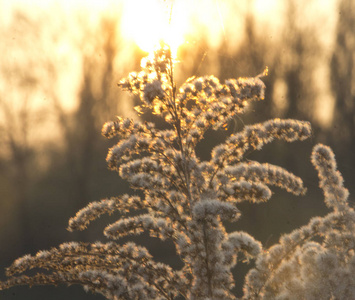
top-left (120, 0), bottom-right (189, 56)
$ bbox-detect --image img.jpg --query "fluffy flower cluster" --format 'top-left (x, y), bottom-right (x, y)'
top-left (243, 144), bottom-right (355, 299)
top-left (1, 45), bottom-right (353, 300)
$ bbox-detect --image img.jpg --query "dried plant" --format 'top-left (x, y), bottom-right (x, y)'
top-left (1, 45), bottom-right (354, 299)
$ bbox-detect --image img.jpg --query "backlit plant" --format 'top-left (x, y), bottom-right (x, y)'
top-left (1, 45), bottom-right (354, 299)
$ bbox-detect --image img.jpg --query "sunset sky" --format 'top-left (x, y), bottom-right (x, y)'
top-left (2, 0), bottom-right (337, 54)
top-left (0, 0), bottom-right (339, 140)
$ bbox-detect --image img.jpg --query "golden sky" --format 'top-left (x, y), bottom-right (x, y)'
top-left (0, 0), bottom-right (338, 135)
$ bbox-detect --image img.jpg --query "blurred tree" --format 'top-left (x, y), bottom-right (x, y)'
top-left (51, 15), bottom-right (122, 212)
top-left (273, 0), bottom-right (321, 122)
top-left (330, 0), bottom-right (355, 171)
top-left (0, 10), bottom-right (54, 255)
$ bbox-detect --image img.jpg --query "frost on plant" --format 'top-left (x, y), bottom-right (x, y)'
top-left (1, 45), bottom-right (354, 299)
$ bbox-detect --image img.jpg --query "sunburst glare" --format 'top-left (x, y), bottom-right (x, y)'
top-left (121, 0), bottom-right (189, 56)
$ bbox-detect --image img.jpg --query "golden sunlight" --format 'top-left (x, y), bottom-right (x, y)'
top-left (120, 0), bottom-right (189, 56)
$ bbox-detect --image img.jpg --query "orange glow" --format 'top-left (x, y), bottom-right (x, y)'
top-left (7, 0), bottom-right (116, 11)
top-left (121, 0), bottom-right (189, 56)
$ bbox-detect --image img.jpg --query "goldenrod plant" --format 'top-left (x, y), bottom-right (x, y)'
top-left (1, 45), bottom-right (354, 299)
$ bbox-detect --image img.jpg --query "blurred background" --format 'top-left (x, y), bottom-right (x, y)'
top-left (0, 0), bottom-right (354, 298)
